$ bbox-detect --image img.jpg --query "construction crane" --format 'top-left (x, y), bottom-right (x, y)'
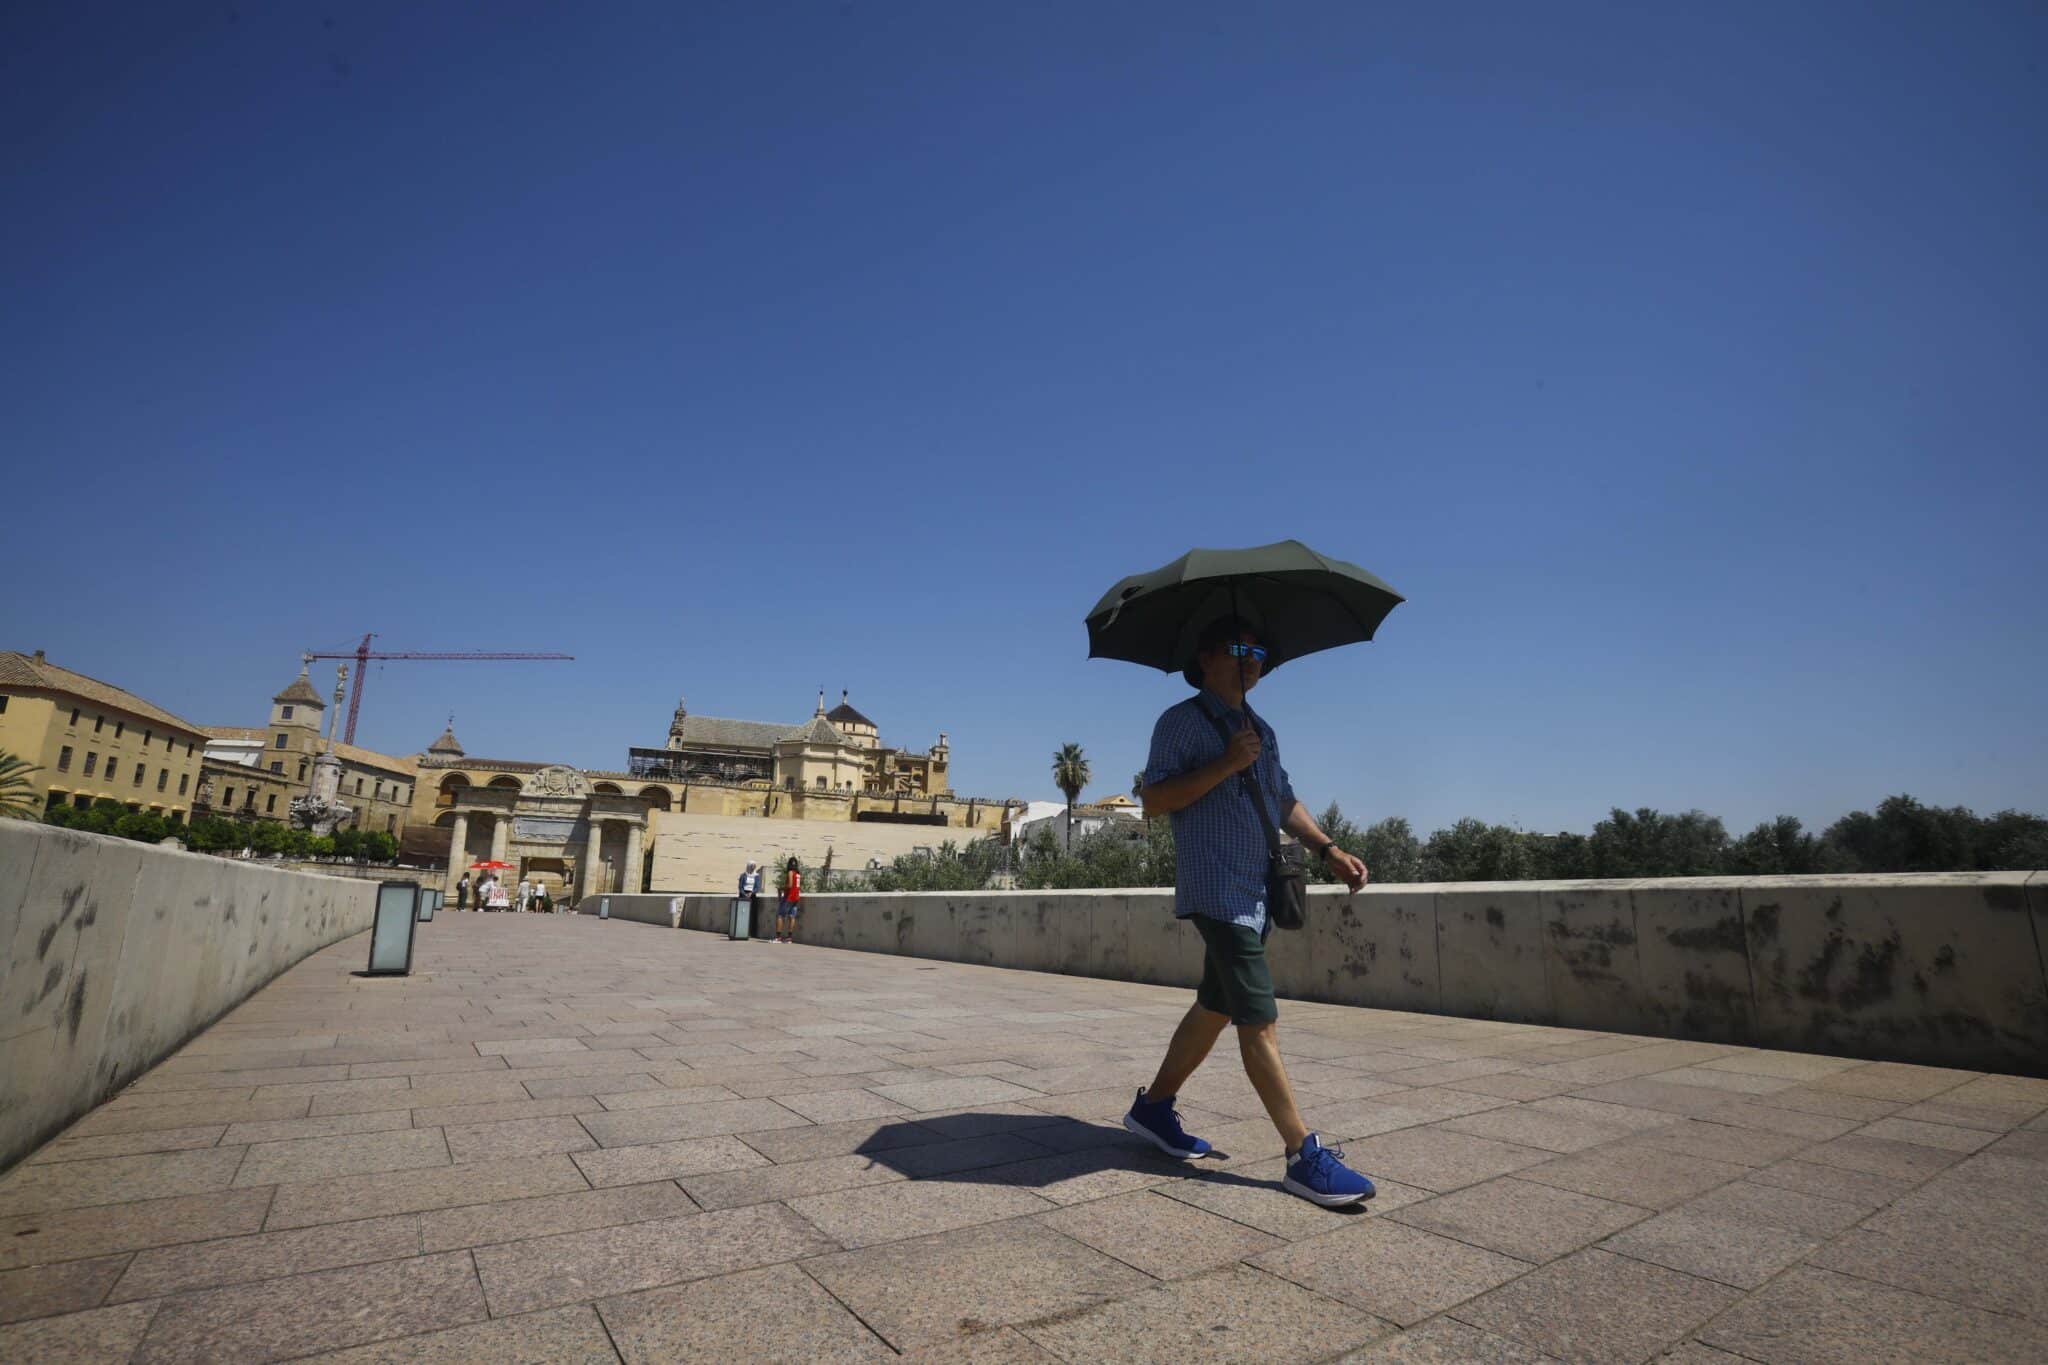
top-left (303, 633), bottom-right (574, 745)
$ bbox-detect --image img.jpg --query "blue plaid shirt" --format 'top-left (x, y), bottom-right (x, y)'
top-left (1143, 689), bottom-right (1298, 933)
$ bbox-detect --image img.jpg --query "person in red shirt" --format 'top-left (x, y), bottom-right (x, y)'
top-left (775, 856), bottom-right (802, 943)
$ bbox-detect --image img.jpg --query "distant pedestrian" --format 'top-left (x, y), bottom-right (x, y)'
top-left (534, 882), bottom-right (552, 915)
top-left (516, 878), bottom-right (532, 914)
top-left (456, 873), bottom-right (470, 911)
top-left (775, 856), bottom-right (802, 943)
top-left (1124, 616), bottom-right (1377, 1208)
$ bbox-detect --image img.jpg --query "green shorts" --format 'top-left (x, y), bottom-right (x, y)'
top-left (1190, 915), bottom-right (1277, 1026)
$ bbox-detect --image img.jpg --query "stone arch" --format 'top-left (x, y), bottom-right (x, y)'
top-left (488, 775), bottom-right (522, 790)
top-left (593, 782), bottom-right (624, 795)
top-left (436, 773), bottom-right (471, 807)
top-left (639, 786), bottom-right (673, 811)
top-left (433, 811), bottom-right (457, 829)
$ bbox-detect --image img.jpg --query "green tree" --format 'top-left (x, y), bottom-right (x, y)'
top-left (1360, 816), bottom-right (1425, 883)
top-left (1051, 743), bottom-right (1090, 850)
top-left (0, 751), bottom-right (42, 821)
top-left (1421, 818), bottom-right (1536, 881)
top-left (1586, 808), bottom-right (1728, 878)
top-left (113, 810), bottom-right (168, 844)
top-left (358, 830), bottom-right (398, 863)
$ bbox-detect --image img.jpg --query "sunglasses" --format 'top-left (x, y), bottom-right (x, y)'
top-left (1225, 643), bottom-right (1268, 662)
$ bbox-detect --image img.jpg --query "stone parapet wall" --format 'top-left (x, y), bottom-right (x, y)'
top-left (600, 873), bottom-right (2048, 1076)
top-left (0, 821), bottom-right (376, 1171)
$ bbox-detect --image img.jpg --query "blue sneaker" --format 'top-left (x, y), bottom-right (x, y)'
top-left (1122, 1089), bottom-right (1212, 1159)
top-left (1284, 1133), bottom-right (1376, 1206)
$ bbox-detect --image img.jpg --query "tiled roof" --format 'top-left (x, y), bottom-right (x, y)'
top-left (198, 725), bottom-right (418, 778)
top-left (780, 715), bottom-right (848, 747)
top-left (0, 651), bottom-right (206, 736)
top-left (427, 725), bottom-right (464, 755)
top-left (418, 756), bottom-right (548, 773)
top-left (272, 671), bottom-right (325, 706)
top-left (826, 697), bottom-right (876, 729)
top-left (671, 715), bottom-right (794, 752)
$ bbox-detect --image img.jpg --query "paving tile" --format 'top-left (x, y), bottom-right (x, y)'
top-left (1797, 1132), bottom-right (1967, 1181)
top-left (266, 1153), bottom-right (589, 1229)
top-left (579, 1098), bottom-right (809, 1147)
top-left (520, 1073), bottom-right (666, 1100)
top-left (133, 1062), bottom-right (356, 1093)
top-left (0, 1253), bottom-right (129, 1326)
top-left (1751, 1086), bottom-right (1902, 1121)
top-left (1857, 1116), bottom-right (1999, 1153)
top-left (680, 1152), bottom-right (904, 1210)
top-left (1695, 1100), bottom-right (1859, 1141)
top-left (220, 1110), bottom-right (418, 1146)
top-left (445, 1116), bottom-right (596, 1163)
top-left (233, 1127), bottom-right (451, 1186)
top-left (804, 1218), bottom-right (1155, 1352)
top-left (1439, 1106), bottom-right (1635, 1154)
top-left (0, 1146), bottom-right (247, 1217)
top-left (597, 1262), bottom-right (891, 1363)
top-left (1742, 1157), bottom-right (1916, 1209)
top-left (1891, 1097), bottom-right (2045, 1132)
top-left (1518, 1142), bottom-right (1749, 1209)
top-left (1252, 1217), bottom-right (1528, 1325)
top-left (976, 1146), bottom-right (1185, 1205)
top-left (109, 1213), bottom-right (422, 1302)
top-left (28, 1126), bottom-right (227, 1166)
top-left (1153, 1157), bottom-right (1396, 1239)
top-left (1697, 1051), bottom-right (1868, 1081)
top-left (1457, 1248), bottom-right (1742, 1365)
top-left (738, 1114), bottom-right (950, 1164)
top-left (1600, 1206), bottom-right (1820, 1289)
top-left (1812, 1062), bottom-right (1978, 1102)
top-left (1337, 1316), bottom-right (1562, 1363)
top-left (867, 1076), bottom-right (1043, 1112)
top-left (593, 1083), bottom-right (746, 1111)
top-left (473, 1204), bottom-right (837, 1316)
top-left (1809, 1215), bottom-right (2048, 1322)
top-left (874, 1132), bottom-right (1058, 1179)
top-left (773, 1087), bottom-right (918, 1123)
top-left (1677, 1178), bottom-right (1871, 1236)
top-left (419, 1180), bottom-right (697, 1251)
top-left (347, 1056), bottom-right (512, 1080)
top-left (1631, 1117), bottom-right (1814, 1166)
top-left (311, 1077), bottom-right (533, 1116)
top-left (1987, 1128), bottom-right (2048, 1162)
top-left (1037, 1189), bottom-right (1281, 1277)
top-left (1439, 1072), bottom-right (1587, 1101)
top-left (912, 1105), bottom-right (1068, 1141)
top-left (410, 1095), bottom-right (604, 1127)
top-left (296, 1303), bottom-right (619, 1363)
top-left (131, 1250), bottom-right (486, 1363)
top-left (1390, 1176), bottom-right (1650, 1263)
top-left (1525, 1096), bottom-right (1685, 1132)
top-left (790, 1177), bottom-right (1057, 1248)
top-left (477, 1036), bottom-right (590, 1056)
top-left (1333, 1127), bottom-right (1551, 1192)
top-left (0, 1301), bottom-right (161, 1360)
top-left (1022, 1261), bottom-right (1389, 1363)
top-left (571, 1134), bottom-right (766, 1187)
top-left (0, 1187), bottom-right (273, 1272)
top-left (1701, 1264), bottom-right (2048, 1363)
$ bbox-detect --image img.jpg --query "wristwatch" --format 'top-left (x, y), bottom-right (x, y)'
top-left (1313, 840), bottom-right (1337, 859)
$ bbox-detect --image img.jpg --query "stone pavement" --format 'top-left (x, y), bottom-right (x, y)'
top-left (2, 917), bottom-right (2045, 1364)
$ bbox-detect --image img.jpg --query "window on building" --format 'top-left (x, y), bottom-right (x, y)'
top-left (816, 776), bottom-right (828, 789)
top-left (69, 707), bottom-right (80, 726)
top-left (186, 742), bottom-right (193, 757)
top-left (58, 746), bottom-right (72, 772)
top-left (166, 733), bottom-right (174, 750)
top-left (143, 728), bottom-right (152, 745)
top-left (386, 815), bottom-right (396, 832)
top-left (133, 762), bottom-right (145, 786)
top-left (266, 795), bottom-right (277, 813)
top-left (297, 762), bottom-right (307, 780)
top-left (83, 752), bottom-right (97, 777)
top-left (0, 695), bottom-right (7, 715)
top-left (223, 787), bottom-right (235, 806)
top-left (115, 721), bottom-right (124, 738)
top-left (280, 705), bottom-right (293, 720)
top-left (73, 793), bottom-right (91, 810)
top-left (270, 761), bottom-right (283, 774)
top-left (374, 781), bottom-right (382, 799)
top-left (168, 810), bottom-right (182, 825)
top-left (355, 778), bottom-right (363, 795)
top-left (275, 733), bottom-right (287, 748)
top-left (94, 715), bottom-right (104, 733)
top-left (178, 773), bottom-right (188, 795)
top-left (157, 769), bottom-right (168, 792)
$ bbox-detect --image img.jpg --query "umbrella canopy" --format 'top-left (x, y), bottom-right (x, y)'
top-left (469, 860), bottom-right (512, 871)
top-left (1085, 539), bottom-right (1403, 676)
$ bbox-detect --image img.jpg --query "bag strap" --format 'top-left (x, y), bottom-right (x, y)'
top-left (1200, 703), bottom-right (1285, 863)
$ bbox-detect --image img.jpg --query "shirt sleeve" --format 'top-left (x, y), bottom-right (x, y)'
top-left (1141, 706), bottom-right (1198, 789)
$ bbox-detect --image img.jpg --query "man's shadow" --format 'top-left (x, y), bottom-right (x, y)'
top-left (851, 1111), bottom-right (1370, 1216)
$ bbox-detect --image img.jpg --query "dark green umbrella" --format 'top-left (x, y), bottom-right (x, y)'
top-left (1084, 539), bottom-right (1403, 677)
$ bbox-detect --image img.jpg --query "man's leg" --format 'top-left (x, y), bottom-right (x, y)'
top-left (1144, 1002), bottom-right (1230, 1102)
top-left (1237, 1021), bottom-right (1309, 1154)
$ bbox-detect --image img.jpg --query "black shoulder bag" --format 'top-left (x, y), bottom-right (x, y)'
top-left (1202, 706), bottom-right (1307, 932)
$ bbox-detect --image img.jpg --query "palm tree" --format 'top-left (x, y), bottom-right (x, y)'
top-left (0, 751), bottom-right (43, 821)
top-left (1051, 743), bottom-right (1090, 851)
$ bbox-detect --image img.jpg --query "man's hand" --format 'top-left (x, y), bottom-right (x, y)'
top-left (1324, 846), bottom-right (1368, 893)
top-left (1220, 722), bottom-right (1263, 775)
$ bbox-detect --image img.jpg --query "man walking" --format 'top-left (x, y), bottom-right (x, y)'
top-left (1124, 617), bottom-right (1378, 1206)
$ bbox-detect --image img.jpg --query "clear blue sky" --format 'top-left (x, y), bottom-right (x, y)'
top-left (5, 2), bottom-right (2044, 839)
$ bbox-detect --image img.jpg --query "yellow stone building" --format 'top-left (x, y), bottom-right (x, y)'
top-left (0, 650), bottom-right (208, 822)
top-left (196, 667), bottom-right (418, 835)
